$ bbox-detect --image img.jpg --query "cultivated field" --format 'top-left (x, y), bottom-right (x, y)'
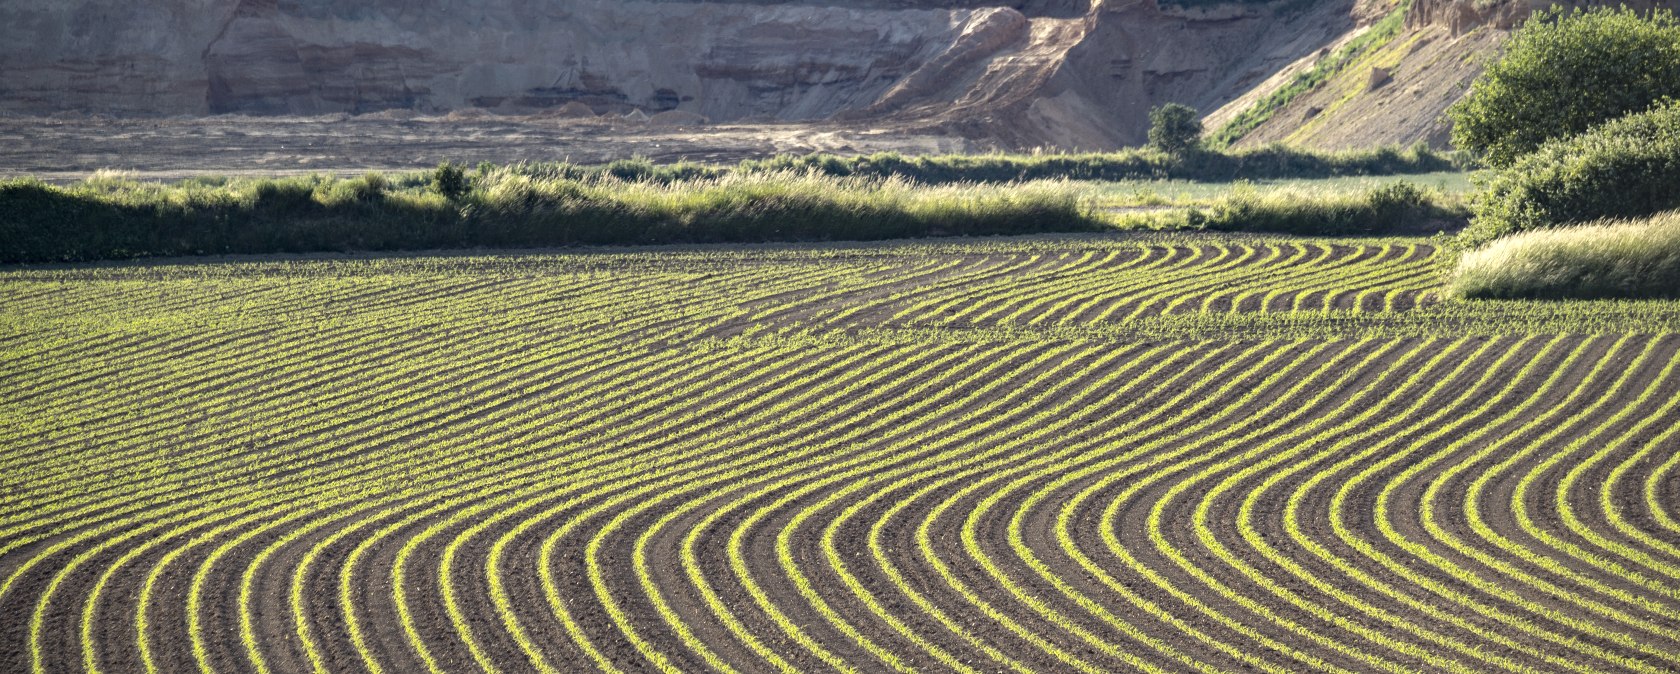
top-left (4, 233), bottom-right (1680, 673)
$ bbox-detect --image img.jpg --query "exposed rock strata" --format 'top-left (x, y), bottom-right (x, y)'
top-left (0, 0), bottom-right (1355, 149)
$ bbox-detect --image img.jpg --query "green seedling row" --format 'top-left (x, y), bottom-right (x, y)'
top-left (5, 232), bottom-right (1679, 673)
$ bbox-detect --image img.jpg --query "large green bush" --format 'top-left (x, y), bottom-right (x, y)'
top-left (1461, 101), bottom-right (1680, 248)
top-left (1449, 6), bottom-right (1680, 168)
top-left (432, 162), bottom-right (469, 200)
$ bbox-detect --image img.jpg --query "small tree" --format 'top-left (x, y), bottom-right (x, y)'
top-left (1147, 103), bottom-right (1203, 155)
top-left (433, 162), bottom-right (469, 200)
top-left (1449, 7), bottom-right (1680, 168)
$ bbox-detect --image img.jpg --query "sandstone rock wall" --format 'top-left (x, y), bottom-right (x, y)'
top-left (854, 0), bottom-right (1362, 148)
top-left (3, 1), bottom-right (233, 114)
top-left (1044, 0), bottom-right (1357, 147)
top-left (3, 0), bottom-right (993, 118)
top-left (0, 0), bottom-right (1358, 149)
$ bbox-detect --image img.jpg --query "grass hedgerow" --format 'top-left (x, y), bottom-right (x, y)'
top-left (0, 171), bottom-right (1096, 263)
top-left (1187, 181), bottom-right (1463, 236)
top-left (1448, 210), bottom-right (1680, 299)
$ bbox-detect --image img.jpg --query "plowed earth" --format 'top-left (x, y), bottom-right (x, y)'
top-left (4, 232), bottom-right (1680, 673)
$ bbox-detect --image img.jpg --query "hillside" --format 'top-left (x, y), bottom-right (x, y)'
top-left (3, 0), bottom-right (1673, 150)
top-left (1211, 0), bottom-right (1680, 150)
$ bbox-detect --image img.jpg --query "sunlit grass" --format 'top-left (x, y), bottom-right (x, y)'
top-left (1447, 210), bottom-right (1680, 299)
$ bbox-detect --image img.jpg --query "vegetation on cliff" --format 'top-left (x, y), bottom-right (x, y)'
top-left (1208, 0), bottom-right (1412, 149)
top-left (1448, 6), bottom-right (1680, 168)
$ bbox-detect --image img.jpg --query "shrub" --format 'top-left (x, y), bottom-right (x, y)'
top-left (1448, 210), bottom-right (1680, 299)
top-left (433, 162), bottom-right (469, 200)
top-left (1147, 104), bottom-right (1204, 156)
top-left (1448, 6), bottom-right (1680, 168)
top-left (1190, 180), bottom-right (1458, 236)
top-left (1461, 101), bottom-right (1680, 248)
top-left (605, 157), bottom-right (658, 182)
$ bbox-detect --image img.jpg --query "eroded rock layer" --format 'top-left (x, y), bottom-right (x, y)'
top-left (1, 0), bottom-right (1356, 148)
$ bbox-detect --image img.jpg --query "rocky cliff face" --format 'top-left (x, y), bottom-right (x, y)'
top-left (3, 0), bottom-right (976, 117)
top-left (5, 1), bottom-right (1045, 117)
top-left (1, 0), bottom-right (1358, 148)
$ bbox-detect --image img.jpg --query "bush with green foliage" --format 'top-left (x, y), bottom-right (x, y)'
top-left (1189, 180), bottom-right (1457, 236)
top-left (728, 144), bottom-right (1454, 184)
top-left (1461, 101), bottom-right (1680, 248)
top-left (1448, 6), bottom-right (1680, 167)
top-left (433, 162), bottom-right (469, 200)
top-left (1147, 104), bottom-right (1203, 155)
top-left (1448, 210), bottom-right (1680, 299)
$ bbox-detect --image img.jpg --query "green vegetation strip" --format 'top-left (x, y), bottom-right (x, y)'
top-left (0, 153), bottom-right (1464, 264)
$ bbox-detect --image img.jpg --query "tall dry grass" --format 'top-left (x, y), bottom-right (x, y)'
top-left (1447, 210), bottom-right (1680, 299)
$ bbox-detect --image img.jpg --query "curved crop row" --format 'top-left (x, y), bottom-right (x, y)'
top-left (5, 234), bottom-right (1678, 673)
